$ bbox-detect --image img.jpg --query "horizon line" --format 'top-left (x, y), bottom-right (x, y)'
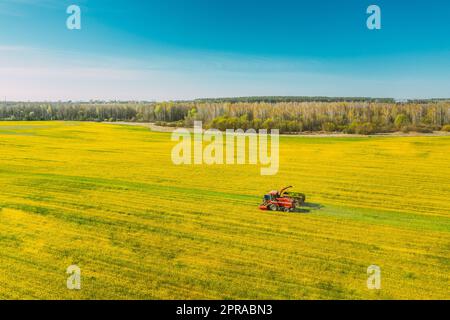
top-left (1, 96), bottom-right (450, 104)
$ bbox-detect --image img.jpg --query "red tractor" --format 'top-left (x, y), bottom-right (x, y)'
top-left (259, 186), bottom-right (306, 212)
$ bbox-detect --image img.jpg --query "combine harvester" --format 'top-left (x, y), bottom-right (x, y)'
top-left (259, 186), bottom-right (306, 212)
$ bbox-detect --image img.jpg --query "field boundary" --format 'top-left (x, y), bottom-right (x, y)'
top-left (105, 121), bottom-right (450, 138)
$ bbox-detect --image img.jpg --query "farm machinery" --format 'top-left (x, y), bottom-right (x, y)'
top-left (259, 186), bottom-right (306, 212)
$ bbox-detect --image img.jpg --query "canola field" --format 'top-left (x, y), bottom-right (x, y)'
top-left (0, 121), bottom-right (449, 299)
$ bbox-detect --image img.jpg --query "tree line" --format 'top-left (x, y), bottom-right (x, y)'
top-left (194, 96), bottom-right (396, 104)
top-left (1, 99), bottom-right (449, 134)
top-left (0, 102), bottom-right (147, 122)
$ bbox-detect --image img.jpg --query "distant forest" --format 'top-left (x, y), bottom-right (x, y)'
top-left (1, 97), bottom-right (450, 134)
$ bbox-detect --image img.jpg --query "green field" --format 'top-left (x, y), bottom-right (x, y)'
top-left (0, 122), bottom-right (449, 299)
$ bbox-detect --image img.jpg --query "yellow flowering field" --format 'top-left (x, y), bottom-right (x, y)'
top-left (0, 121), bottom-right (448, 299)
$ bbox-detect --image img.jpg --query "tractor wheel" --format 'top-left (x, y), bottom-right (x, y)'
top-left (284, 207), bottom-right (290, 212)
top-left (268, 204), bottom-right (278, 211)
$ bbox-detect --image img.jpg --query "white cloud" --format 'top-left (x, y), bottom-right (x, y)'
top-left (0, 42), bottom-right (449, 101)
top-left (0, 46), bottom-right (29, 52)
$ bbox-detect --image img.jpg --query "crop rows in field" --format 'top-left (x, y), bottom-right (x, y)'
top-left (0, 122), bottom-right (449, 299)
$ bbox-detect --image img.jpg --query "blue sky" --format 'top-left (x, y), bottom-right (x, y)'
top-left (0, 0), bottom-right (449, 101)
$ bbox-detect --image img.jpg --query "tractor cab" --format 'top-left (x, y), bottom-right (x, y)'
top-left (263, 191), bottom-right (279, 202)
top-left (268, 190), bottom-right (279, 198)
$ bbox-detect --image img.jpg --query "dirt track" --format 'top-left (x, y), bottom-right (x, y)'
top-left (106, 121), bottom-right (450, 137)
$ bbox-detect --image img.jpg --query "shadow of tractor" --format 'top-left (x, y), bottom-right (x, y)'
top-left (294, 202), bottom-right (324, 213)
